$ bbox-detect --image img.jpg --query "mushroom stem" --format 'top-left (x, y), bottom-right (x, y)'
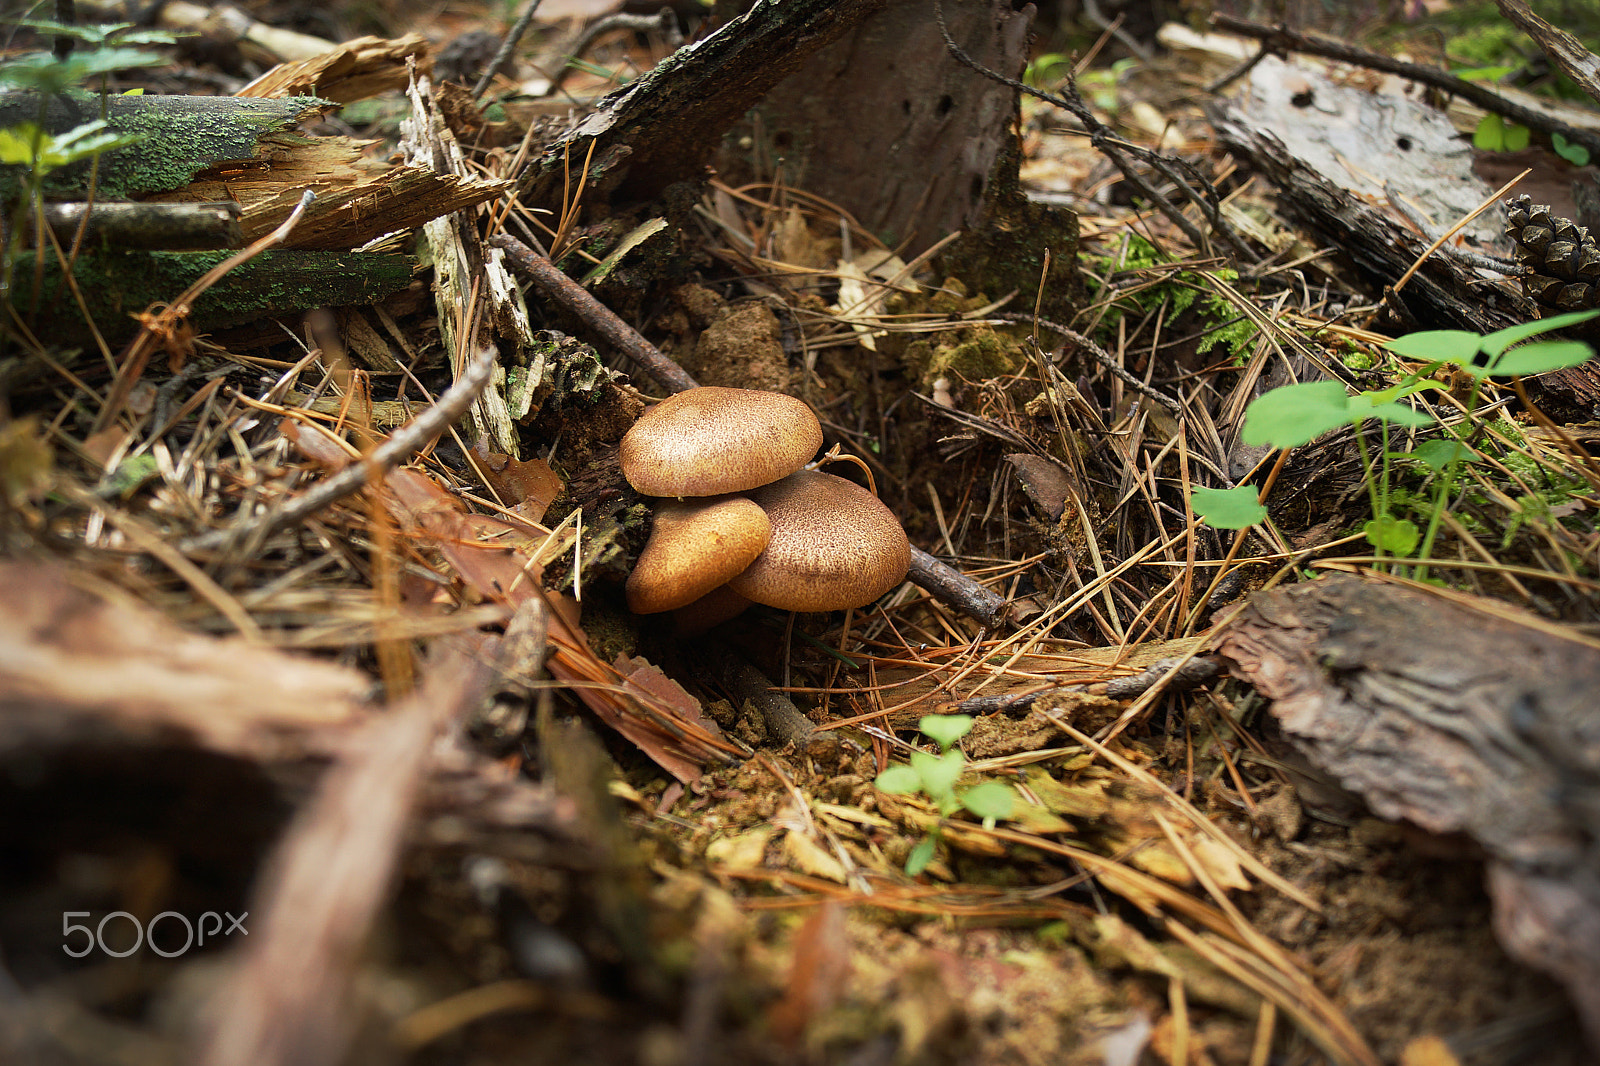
top-left (907, 547), bottom-right (1009, 628)
top-left (489, 234), bottom-right (700, 393)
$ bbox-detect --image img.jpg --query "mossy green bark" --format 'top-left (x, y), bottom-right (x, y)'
top-left (7, 247), bottom-right (411, 346)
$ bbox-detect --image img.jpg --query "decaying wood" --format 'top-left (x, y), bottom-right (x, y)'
top-left (10, 246), bottom-right (411, 346)
top-left (400, 73), bottom-right (537, 457)
top-left (1207, 105), bottom-right (1529, 334)
top-left (237, 32), bottom-right (431, 103)
top-left (517, 0), bottom-right (889, 211)
top-left (1211, 575), bottom-right (1600, 1048)
top-left (747, 0), bottom-right (1032, 255)
top-left (1493, 0), bottom-right (1600, 105)
top-left (1210, 12), bottom-right (1600, 162)
top-left (0, 91), bottom-right (330, 201)
top-left (42, 200), bottom-right (242, 250)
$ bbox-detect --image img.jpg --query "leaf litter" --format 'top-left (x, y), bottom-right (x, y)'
top-left (3, 7), bottom-right (1599, 1066)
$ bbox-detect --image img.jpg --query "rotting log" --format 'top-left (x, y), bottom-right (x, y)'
top-left (1211, 574), bottom-right (1600, 1050)
top-left (7, 247), bottom-right (411, 347)
top-left (1207, 102), bottom-right (1530, 335)
top-left (0, 91), bottom-right (331, 201)
top-left (517, 0), bottom-right (892, 211)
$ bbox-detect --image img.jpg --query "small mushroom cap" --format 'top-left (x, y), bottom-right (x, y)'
top-left (619, 387), bottom-right (824, 497)
top-left (626, 496), bottom-right (772, 614)
top-left (727, 469), bottom-right (911, 612)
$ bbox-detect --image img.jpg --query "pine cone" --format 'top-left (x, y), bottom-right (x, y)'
top-left (1505, 195), bottom-right (1600, 312)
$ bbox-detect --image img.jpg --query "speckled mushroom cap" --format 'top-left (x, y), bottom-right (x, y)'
top-left (727, 469), bottom-right (911, 612)
top-left (626, 497), bottom-right (772, 614)
top-left (619, 387), bottom-right (824, 497)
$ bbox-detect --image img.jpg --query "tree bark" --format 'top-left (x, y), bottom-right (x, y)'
top-left (741, 0), bottom-right (1034, 254)
top-left (517, 0), bottom-right (891, 210)
top-left (1212, 575), bottom-right (1600, 1050)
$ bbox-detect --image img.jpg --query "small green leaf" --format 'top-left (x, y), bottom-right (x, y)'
top-left (1473, 113), bottom-right (1507, 151)
top-left (1384, 330), bottom-right (1484, 364)
top-left (875, 764), bottom-right (924, 795)
top-left (1453, 65), bottom-right (1516, 82)
top-left (1407, 439), bottom-right (1476, 473)
top-left (1553, 133), bottom-right (1590, 167)
top-left (918, 713), bottom-right (973, 752)
top-left (1364, 516), bottom-right (1420, 555)
top-left (906, 835), bottom-right (938, 876)
top-left (1190, 485), bottom-right (1267, 529)
top-left (1503, 122), bottom-right (1530, 151)
top-left (1240, 381), bottom-right (1354, 447)
top-left (0, 124), bottom-right (42, 165)
top-left (1359, 400), bottom-right (1433, 428)
top-left (1480, 310), bottom-right (1600, 355)
top-left (960, 780), bottom-right (1016, 822)
top-left (1487, 340), bottom-right (1595, 377)
top-left (910, 750), bottom-right (964, 800)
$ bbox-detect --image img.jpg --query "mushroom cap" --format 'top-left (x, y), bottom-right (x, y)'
top-left (671, 585), bottom-right (752, 635)
top-left (727, 469), bottom-right (911, 612)
top-left (619, 387), bottom-right (824, 497)
top-left (626, 496), bottom-right (772, 614)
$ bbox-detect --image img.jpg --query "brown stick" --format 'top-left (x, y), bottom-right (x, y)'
top-left (488, 233), bottom-right (700, 393)
top-left (906, 547), bottom-right (1008, 628)
top-left (1210, 12), bottom-right (1600, 162)
top-left (1493, 0), bottom-right (1600, 104)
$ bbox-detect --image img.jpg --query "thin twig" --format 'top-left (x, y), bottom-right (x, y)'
top-left (181, 339), bottom-right (500, 556)
top-left (489, 233), bottom-right (700, 392)
top-left (471, 0), bottom-right (547, 99)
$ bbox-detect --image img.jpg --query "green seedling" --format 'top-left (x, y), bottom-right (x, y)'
top-left (0, 19), bottom-right (173, 319)
top-left (1552, 133), bottom-right (1590, 167)
top-left (1191, 309), bottom-right (1599, 575)
top-left (1473, 112), bottom-right (1531, 152)
top-left (874, 714), bottom-right (1015, 877)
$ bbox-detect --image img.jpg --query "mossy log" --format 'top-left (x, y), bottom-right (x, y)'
top-left (0, 91), bottom-right (330, 201)
top-left (8, 247), bottom-right (411, 346)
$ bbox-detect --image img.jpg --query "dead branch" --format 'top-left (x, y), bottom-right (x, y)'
top-left (1210, 13), bottom-right (1600, 162)
top-left (489, 233), bottom-right (700, 393)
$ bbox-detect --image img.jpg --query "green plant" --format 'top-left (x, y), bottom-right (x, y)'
top-left (1473, 112), bottom-right (1531, 152)
top-left (0, 19), bottom-right (171, 317)
top-left (1552, 132), bottom-right (1590, 167)
top-left (874, 714), bottom-right (1015, 877)
top-left (1191, 309), bottom-right (1600, 573)
top-left (1091, 234), bottom-right (1258, 359)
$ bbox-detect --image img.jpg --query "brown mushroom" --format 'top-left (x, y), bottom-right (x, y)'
top-left (727, 469), bottom-right (911, 612)
top-left (625, 496), bottom-right (772, 614)
top-left (619, 386), bottom-right (823, 497)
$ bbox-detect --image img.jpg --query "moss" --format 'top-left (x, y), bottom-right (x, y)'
top-left (923, 326), bottom-right (1025, 386)
top-left (7, 247), bottom-right (410, 346)
top-left (934, 128), bottom-right (1084, 326)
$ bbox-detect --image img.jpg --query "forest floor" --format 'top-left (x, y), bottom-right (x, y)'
top-left (2, 3), bottom-right (1599, 1066)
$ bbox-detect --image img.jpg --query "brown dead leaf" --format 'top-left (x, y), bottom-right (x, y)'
top-left (471, 443), bottom-right (563, 523)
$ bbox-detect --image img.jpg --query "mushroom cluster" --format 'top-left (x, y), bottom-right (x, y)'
top-left (620, 387), bottom-right (910, 622)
